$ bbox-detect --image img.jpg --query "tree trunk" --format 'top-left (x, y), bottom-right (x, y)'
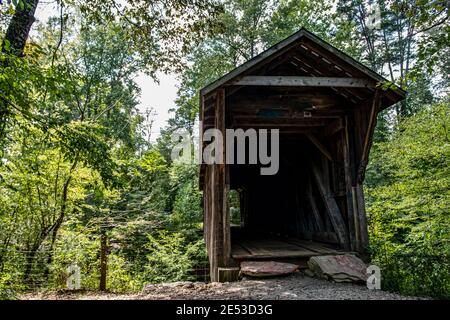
top-left (43, 159), bottom-right (77, 279)
top-left (0, 0), bottom-right (40, 144)
top-left (2, 0), bottom-right (40, 55)
top-left (99, 233), bottom-right (108, 291)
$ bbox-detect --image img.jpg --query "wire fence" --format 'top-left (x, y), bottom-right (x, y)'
top-left (0, 232), bottom-right (211, 292)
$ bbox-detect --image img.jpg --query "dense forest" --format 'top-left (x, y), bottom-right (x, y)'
top-left (0, 0), bottom-right (448, 299)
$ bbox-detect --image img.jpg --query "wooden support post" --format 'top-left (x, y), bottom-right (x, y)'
top-left (352, 186), bottom-right (360, 251)
top-left (210, 164), bottom-right (222, 282)
top-left (218, 267), bottom-right (240, 282)
top-left (218, 88), bottom-right (231, 268)
top-left (358, 90), bottom-right (381, 183)
top-left (203, 166), bottom-right (211, 260)
top-left (208, 167), bottom-right (214, 263)
top-left (342, 116), bottom-right (357, 251)
top-left (311, 162), bottom-right (349, 250)
top-left (353, 92), bottom-right (380, 254)
top-left (209, 89), bottom-right (231, 282)
top-left (356, 184), bottom-right (369, 253)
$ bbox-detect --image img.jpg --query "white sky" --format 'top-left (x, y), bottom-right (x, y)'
top-left (33, 2), bottom-right (179, 141)
top-left (134, 72), bottom-right (179, 140)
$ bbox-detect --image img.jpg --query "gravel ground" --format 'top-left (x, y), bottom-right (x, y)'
top-left (20, 272), bottom-right (425, 300)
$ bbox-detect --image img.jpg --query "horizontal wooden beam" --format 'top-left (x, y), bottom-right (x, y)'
top-left (230, 76), bottom-right (374, 88)
top-left (227, 115), bottom-right (341, 122)
top-left (232, 121), bottom-right (329, 128)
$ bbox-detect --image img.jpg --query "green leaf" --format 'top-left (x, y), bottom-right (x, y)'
top-left (3, 39), bottom-right (11, 52)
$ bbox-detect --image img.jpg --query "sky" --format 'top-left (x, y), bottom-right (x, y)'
top-left (33, 2), bottom-right (180, 141)
top-left (134, 72), bottom-right (179, 140)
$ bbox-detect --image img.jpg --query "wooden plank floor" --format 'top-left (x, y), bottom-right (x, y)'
top-left (231, 236), bottom-right (342, 260)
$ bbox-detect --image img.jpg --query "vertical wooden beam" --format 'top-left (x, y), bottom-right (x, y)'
top-left (218, 89), bottom-right (231, 268)
top-left (356, 184), bottom-right (369, 253)
top-left (203, 166), bottom-right (210, 268)
top-left (351, 186), bottom-right (360, 251)
top-left (354, 91), bottom-right (381, 254)
top-left (202, 178), bottom-right (207, 249)
top-left (358, 90), bottom-right (381, 183)
top-left (342, 116), bottom-right (357, 251)
top-left (203, 166), bottom-right (211, 261)
top-left (209, 89), bottom-right (231, 282)
top-left (210, 164), bottom-right (219, 281)
top-left (199, 92), bottom-right (204, 122)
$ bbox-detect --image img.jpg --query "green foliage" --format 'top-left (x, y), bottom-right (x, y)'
top-left (57, 121), bottom-right (115, 184)
top-left (106, 254), bottom-right (143, 292)
top-left (47, 230), bottom-right (143, 292)
top-left (67, 0), bottom-right (224, 74)
top-left (0, 272), bottom-right (22, 300)
top-left (262, 0), bottom-right (334, 46)
top-left (48, 230), bottom-right (101, 290)
top-left (366, 102), bottom-right (450, 298)
top-left (144, 231), bottom-right (207, 283)
top-left (229, 190), bottom-right (241, 225)
top-left (169, 164), bottom-right (202, 229)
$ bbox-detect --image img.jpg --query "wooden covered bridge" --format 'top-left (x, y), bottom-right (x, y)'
top-left (199, 28), bottom-right (405, 282)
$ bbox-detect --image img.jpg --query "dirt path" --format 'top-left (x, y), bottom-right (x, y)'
top-left (20, 273), bottom-right (424, 300)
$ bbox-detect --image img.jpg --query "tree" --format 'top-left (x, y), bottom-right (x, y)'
top-left (2, 0), bottom-right (39, 55)
top-left (336, 0), bottom-right (448, 123)
top-left (0, 0), bottom-right (223, 145)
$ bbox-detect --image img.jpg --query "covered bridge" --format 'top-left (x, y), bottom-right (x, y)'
top-left (199, 28), bottom-right (405, 281)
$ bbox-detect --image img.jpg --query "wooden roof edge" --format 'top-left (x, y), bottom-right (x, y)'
top-left (199, 28), bottom-right (406, 103)
top-left (200, 28), bottom-right (309, 97)
top-left (300, 30), bottom-right (406, 104)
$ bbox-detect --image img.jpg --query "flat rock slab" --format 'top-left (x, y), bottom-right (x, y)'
top-left (240, 261), bottom-right (299, 277)
top-left (308, 254), bottom-right (367, 283)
